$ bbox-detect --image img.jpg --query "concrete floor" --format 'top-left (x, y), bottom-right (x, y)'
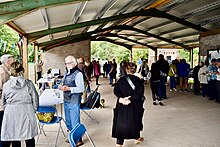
top-left (33, 78), bottom-right (220, 147)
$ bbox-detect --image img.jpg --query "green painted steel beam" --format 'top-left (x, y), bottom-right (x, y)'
top-left (0, 11), bottom-right (29, 25)
top-left (38, 25), bottom-right (125, 47)
top-left (0, 0), bottom-right (87, 26)
top-left (151, 8), bottom-right (208, 32)
top-left (0, 0), bottom-right (86, 15)
top-left (105, 33), bottom-right (156, 51)
top-left (28, 8), bottom-right (156, 41)
top-left (29, 8), bottom-right (208, 42)
top-left (121, 25), bottom-right (190, 50)
top-left (39, 25), bottom-right (190, 50)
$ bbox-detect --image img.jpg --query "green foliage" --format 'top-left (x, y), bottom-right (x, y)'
top-left (91, 41), bottom-right (148, 64)
top-left (0, 24), bottom-right (35, 62)
top-left (178, 48), bottom-right (199, 67)
top-left (132, 48), bottom-right (148, 64)
top-left (0, 24), bottom-right (19, 60)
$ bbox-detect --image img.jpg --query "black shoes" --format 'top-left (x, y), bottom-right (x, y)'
top-left (153, 101), bottom-right (164, 106)
top-left (159, 102), bottom-right (164, 106)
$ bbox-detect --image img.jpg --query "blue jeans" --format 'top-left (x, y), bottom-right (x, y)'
top-left (0, 111), bottom-right (4, 147)
top-left (109, 75), bottom-right (113, 84)
top-left (159, 77), bottom-right (167, 99)
top-left (170, 76), bottom-right (176, 89)
top-left (64, 103), bottom-right (80, 131)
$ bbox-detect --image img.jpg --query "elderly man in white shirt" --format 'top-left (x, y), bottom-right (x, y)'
top-left (59, 56), bottom-right (84, 146)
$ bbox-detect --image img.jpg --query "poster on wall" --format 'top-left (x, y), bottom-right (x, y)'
top-left (207, 49), bottom-right (220, 63)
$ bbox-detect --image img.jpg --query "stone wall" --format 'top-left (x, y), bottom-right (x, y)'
top-left (200, 34), bottom-right (220, 56)
top-left (42, 40), bottom-right (90, 75)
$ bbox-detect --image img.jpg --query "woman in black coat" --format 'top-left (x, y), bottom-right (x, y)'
top-left (112, 62), bottom-right (145, 147)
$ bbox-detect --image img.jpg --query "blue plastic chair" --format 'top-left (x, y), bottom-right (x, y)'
top-left (36, 106), bottom-right (65, 147)
top-left (68, 123), bottom-right (96, 147)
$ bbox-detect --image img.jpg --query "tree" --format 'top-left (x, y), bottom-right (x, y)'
top-left (0, 24), bottom-right (35, 62)
top-left (91, 41), bottom-right (148, 64)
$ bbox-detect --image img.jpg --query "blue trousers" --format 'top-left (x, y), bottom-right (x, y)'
top-left (169, 76), bottom-right (176, 89)
top-left (64, 103), bottom-right (80, 131)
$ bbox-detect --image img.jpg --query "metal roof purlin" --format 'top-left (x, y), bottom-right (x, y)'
top-left (67, 1), bottom-right (88, 36)
top-left (39, 25), bottom-right (190, 50)
top-left (105, 33), bottom-right (157, 51)
top-left (28, 8), bottom-right (208, 42)
top-left (0, 0), bottom-right (87, 25)
top-left (40, 8), bottom-right (53, 40)
top-left (82, 0), bottom-right (118, 33)
top-left (28, 8), bottom-right (156, 41)
top-left (144, 1), bottom-right (220, 31)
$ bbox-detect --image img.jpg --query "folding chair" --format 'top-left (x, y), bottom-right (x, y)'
top-left (80, 86), bottom-right (100, 124)
top-left (36, 106), bottom-right (65, 147)
top-left (68, 123), bottom-right (96, 147)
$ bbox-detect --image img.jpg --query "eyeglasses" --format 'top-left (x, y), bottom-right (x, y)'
top-left (65, 61), bottom-right (74, 65)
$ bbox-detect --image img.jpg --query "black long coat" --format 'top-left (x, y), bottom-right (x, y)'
top-left (112, 74), bottom-right (145, 139)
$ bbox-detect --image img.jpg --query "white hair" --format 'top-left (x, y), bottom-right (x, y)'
top-left (1, 54), bottom-right (13, 64)
top-left (65, 55), bottom-right (77, 64)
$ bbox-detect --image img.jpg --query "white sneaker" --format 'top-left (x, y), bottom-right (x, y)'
top-left (170, 89), bottom-right (173, 92)
top-left (173, 88), bottom-right (177, 91)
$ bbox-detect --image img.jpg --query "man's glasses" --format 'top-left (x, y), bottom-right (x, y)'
top-left (65, 61), bottom-right (74, 65)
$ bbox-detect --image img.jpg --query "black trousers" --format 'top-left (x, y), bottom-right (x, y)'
top-left (37, 71), bottom-right (42, 80)
top-left (150, 81), bottom-right (160, 101)
top-left (3, 138), bottom-right (35, 147)
top-left (193, 80), bottom-right (200, 94)
top-left (208, 80), bottom-right (218, 100)
top-left (216, 81), bottom-right (220, 102)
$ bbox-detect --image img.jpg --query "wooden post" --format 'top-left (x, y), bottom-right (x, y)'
top-left (22, 36), bottom-right (28, 79)
top-left (154, 48), bottom-right (158, 62)
top-left (130, 48), bottom-right (133, 62)
top-left (34, 44), bottom-right (38, 83)
top-left (190, 48), bottom-right (193, 68)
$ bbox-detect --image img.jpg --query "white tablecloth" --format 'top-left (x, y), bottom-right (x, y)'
top-left (39, 89), bottom-right (63, 106)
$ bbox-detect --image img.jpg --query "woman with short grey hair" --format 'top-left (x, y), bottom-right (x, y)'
top-left (1, 61), bottom-right (39, 147)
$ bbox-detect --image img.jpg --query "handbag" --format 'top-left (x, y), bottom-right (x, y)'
top-left (126, 76), bottom-right (146, 102)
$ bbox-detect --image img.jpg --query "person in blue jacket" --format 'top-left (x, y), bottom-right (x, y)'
top-left (178, 59), bottom-right (190, 92)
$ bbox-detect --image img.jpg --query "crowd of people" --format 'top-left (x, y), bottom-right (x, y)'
top-left (1, 52), bottom-right (220, 147)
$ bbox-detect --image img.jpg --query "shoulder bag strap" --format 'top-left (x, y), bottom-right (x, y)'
top-left (126, 76), bottom-right (135, 91)
top-left (170, 67), bottom-right (175, 74)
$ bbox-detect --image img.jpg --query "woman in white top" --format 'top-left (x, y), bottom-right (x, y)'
top-left (198, 62), bottom-right (208, 97)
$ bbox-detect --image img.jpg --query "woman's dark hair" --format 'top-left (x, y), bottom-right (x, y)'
top-left (126, 62), bottom-right (137, 74)
top-left (10, 61), bottom-right (24, 77)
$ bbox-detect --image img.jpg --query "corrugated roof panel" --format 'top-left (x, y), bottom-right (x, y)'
top-left (51, 31), bottom-right (69, 40)
top-left (36, 35), bottom-right (50, 44)
top-left (46, 4), bottom-right (77, 28)
top-left (13, 10), bottom-right (46, 33)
